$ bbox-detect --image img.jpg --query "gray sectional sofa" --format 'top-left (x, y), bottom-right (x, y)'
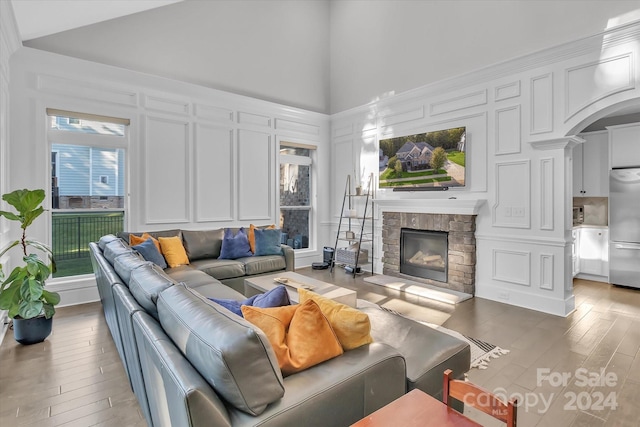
top-left (90, 230), bottom-right (470, 427)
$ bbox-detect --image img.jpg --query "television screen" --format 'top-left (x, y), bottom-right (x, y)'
top-left (378, 126), bottom-right (466, 190)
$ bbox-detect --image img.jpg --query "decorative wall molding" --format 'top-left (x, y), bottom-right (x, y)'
top-left (530, 135), bottom-right (584, 151)
top-left (476, 233), bottom-right (567, 247)
top-left (492, 249), bottom-right (531, 286)
top-left (144, 116), bottom-right (190, 224)
top-left (275, 118), bottom-right (320, 136)
top-left (374, 198), bottom-right (486, 215)
top-left (333, 123), bottom-right (353, 137)
top-left (565, 53), bottom-right (635, 121)
top-left (237, 111), bottom-right (272, 128)
top-left (237, 129), bottom-right (272, 221)
top-left (143, 95), bottom-right (190, 115)
top-left (194, 124), bottom-right (234, 222)
top-left (430, 90), bottom-right (487, 116)
top-left (495, 81), bottom-right (521, 102)
top-left (540, 157), bottom-right (554, 230)
top-left (37, 74), bottom-right (138, 106)
top-left (540, 253), bottom-right (554, 290)
top-left (530, 72), bottom-right (553, 134)
top-left (378, 105), bottom-right (424, 127)
top-left (194, 103), bottom-right (234, 123)
top-left (492, 160), bottom-right (530, 228)
top-left (495, 105), bottom-right (521, 155)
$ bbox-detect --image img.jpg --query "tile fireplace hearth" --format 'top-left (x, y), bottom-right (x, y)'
top-left (382, 212), bottom-right (476, 294)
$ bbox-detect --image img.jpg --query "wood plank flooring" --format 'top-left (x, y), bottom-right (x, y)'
top-left (1, 271), bottom-right (639, 427)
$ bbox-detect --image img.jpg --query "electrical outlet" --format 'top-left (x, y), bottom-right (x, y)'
top-left (513, 207), bottom-right (525, 217)
top-left (503, 207), bottom-right (512, 217)
top-left (498, 292), bottom-right (510, 300)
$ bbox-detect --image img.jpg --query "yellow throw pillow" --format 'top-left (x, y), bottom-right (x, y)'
top-left (158, 236), bottom-right (189, 268)
top-left (249, 224), bottom-right (276, 253)
top-left (298, 288), bottom-right (373, 351)
top-left (242, 300), bottom-right (343, 376)
top-left (130, 233), bottom-right (162, 253)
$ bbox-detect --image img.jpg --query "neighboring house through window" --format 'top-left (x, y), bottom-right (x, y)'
top-left (48, 109), bottom-right (129, 277)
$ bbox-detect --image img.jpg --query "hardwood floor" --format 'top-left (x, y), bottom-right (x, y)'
top-left (1, 271), bottom-right (638, 427)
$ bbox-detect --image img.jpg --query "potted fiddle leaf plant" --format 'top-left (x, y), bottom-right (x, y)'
top-left (0, 188), bottom-right (60, 345)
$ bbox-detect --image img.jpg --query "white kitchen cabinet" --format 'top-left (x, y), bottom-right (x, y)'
top-left (609, 123), bottom-right (640, 169)
top-left (572, 228), bottom-right (580, 277)
top-left (574, 131), bottom-right (609, 197)
top-left (578, 227), bottom-right (609, 278)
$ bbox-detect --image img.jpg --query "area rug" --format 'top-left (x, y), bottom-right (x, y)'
top-left (361, 301), bottom-right (509, 370)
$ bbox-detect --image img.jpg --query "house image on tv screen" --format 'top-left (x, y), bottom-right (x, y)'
top-left (378, 126), bottom-right (466, 189)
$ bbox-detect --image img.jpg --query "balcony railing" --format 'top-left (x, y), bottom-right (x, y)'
top-left (52, 210), bottom-right (124, 277)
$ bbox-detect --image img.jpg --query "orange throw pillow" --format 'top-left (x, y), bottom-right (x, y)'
top-left (242, 300), bottom-right (343, 376)
top-left (249, 224), bottom-right (276, 253)
top-left (298, 288), bottom-right (373, 351)
top-left (130, 233), bottom-right (161, 253)
top-left (158, 236), bottom-right (189, 268)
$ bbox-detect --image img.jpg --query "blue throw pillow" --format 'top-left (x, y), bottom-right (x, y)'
top-left (254, 228), bottom-right (283, 256)
top-left (219, 227), bottom-right (253, 259)
top-left (210, 285), bottom-right (291, 317)
top-left (132, 238), bottom-right (167, 269)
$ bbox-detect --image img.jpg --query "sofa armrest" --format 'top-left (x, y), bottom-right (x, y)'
top-left (281, 244), bottom-right (295, 271)
top-left (228, 343), bottom-right (406, 427)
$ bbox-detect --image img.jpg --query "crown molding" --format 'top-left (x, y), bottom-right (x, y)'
top-left (332, 20), bottom-right (640, 121)
top-left (0, 1), bottom-right (22, 55)
top-left (530, 136), bottom-right (585, 151)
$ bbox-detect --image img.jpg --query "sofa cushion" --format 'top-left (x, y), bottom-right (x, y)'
top-left (164, 267), bottom-right (245, 300)
top-left (132, 237), bottom-right (167, 269)
top-left (104, 239), bottom-right (133, 264)
top-left (219, 228), bottom-right (253, 260)
top-left (157, 285), bottom-right (284, 416)
top-left (129, 264), bottom-right (176, 320)
top-left (253, 228), bottom-right (283, 256)
top-left (249, 224), bottom-right (276, 253)
top-left (119, 229), bottom-right (181, 244)
top-left (130, 233), bottom-right (162, 253)
top-left (241, 255), bottom-right (286, 276)
top-left (211, 285), bottom-right (290, 316)
top-left (182, 229), bottom-right (224, 261)
top-left (98, 234), bottom-right (120, 250)
top-left (242, 300), bottom-right (343, 376)
top-left (189, 259), bottom-right (245, 280)
top-left (159, 236), bottom-right (190, 268)
top-left (299, 288), bottom-right (373, 351)
top-left (113, 252), bottom-right (150, 286)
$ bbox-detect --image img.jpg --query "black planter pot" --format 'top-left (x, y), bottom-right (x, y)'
top-left (13, 315), bottom-right (53, 345)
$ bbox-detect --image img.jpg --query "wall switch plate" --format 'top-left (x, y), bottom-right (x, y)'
top-left (513, 207), bottom-right (525, 217)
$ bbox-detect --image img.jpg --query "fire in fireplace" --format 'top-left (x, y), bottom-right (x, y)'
top-left (400, 228), bottom-right (448, 282)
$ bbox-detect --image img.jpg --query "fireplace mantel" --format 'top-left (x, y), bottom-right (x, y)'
top-left (374, 198), bottom-right (486, 215)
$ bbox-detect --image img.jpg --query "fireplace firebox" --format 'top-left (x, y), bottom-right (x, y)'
top-left (400, 228), bottom-right (448, 282)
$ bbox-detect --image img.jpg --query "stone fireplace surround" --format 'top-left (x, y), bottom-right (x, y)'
top-left (382, 211), bottom-right (477, 295)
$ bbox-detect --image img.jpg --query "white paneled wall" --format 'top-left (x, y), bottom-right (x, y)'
top-left (8, 47), bottom-right (329, 306)
top-left (331, 22), bottom-right (640, 316)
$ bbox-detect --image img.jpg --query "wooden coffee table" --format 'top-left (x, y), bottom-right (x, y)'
top-left (351, 389), bottom-right (482, 427)
top-left (244, 271), bottom-right (357, 307)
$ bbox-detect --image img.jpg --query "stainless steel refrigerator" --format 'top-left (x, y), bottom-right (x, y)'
top-left (609, 168), bottom-right (640, 288)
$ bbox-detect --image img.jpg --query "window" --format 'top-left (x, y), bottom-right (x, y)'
top-left (48, 110), bottom-right (129, 278)
top-left (279, 142), bottom-right (315, 250)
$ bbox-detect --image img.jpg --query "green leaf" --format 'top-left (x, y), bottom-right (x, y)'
top-left (19, 300), bottom-right (43, 319)
top-left (0, 210), bottom-right (21, 222)
top-left (22, 206), bottom-right (45, 229)
top-left (43, 303), bottom-right (55, 319)
top-left (42, 290), bottom-right (60, 306)
top-left (0, 281), bottom-right (21, 310)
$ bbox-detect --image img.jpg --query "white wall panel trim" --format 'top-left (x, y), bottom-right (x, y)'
top-left (275, 118), bottom-right (320, 136)
top-left (492, 160), bottom-right (531, 229)
top-left (530, 73), bottom-right (553, 134)
top-left (238, 111), bottom-right (272, 128)
top-left (530, 135), bottom-right (584, 151)
top-left (194, 103), bottom-right (234, 123)
top-left (378, 105), bottom-right (424, 128)
top-left (540, 253), bottom-right (554, 290)
top-left (430, 90), bottom-right (487, 116)
top-left (237, 129), bottom-right (272, 221)
top-left (143, 95), bottom-right (190, 115)
top-left (565, 53), bottom-right (635, 121)
top-left (540, 157), bottom-right (554, 230)
top-left (495, 81), bottom-right (521, 102)
top-left (37, 74), bottom-right (137, 106)
top-left (495, 105), bottom-right (521, 155)
top-left (332, 123), bottom-right (353, 138)
top-left (476, 233), bottom-right (566, 247)
top-left (492, 249), bottom-right (531, 286)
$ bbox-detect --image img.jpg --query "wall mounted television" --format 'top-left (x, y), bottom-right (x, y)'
top-left (378, 126), bottom-right (466, 191)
